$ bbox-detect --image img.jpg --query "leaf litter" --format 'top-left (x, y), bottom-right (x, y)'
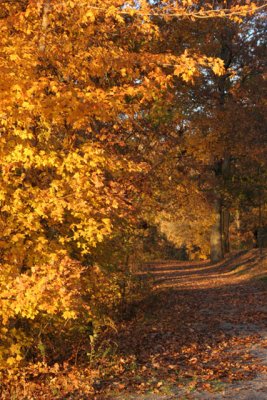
top-left (94, 249), bottom-right (267, 399)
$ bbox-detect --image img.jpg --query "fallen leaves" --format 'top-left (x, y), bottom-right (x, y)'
top-left (94, 250), bottom-right (267, 398)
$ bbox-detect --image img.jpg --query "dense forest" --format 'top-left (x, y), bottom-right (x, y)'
top-left (0, 0), bottom-right (266, 398)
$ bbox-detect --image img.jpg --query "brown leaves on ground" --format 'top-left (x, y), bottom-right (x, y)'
top-left (95, 250), bottom-right (267, 399)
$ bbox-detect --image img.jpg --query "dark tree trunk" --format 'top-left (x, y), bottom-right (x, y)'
top-left (210, 198), bottom-right (223, 263)
top-left (221, 207), bottom-right (230, 255)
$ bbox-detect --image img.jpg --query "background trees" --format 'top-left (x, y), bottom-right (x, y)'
top-left (137, 1), bottom-right (267, 260)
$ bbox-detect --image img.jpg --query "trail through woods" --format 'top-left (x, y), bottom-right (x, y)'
top-left (97, 250), bottom-right (267, 400)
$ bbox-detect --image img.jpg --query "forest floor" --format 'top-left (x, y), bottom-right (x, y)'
top-left (95, 249), bottom-right (267, 400)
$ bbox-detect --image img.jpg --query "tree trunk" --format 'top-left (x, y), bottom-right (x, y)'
top-left (210, 27), bottom-right (233, 263)
top-left (221, 207), bottom-right (230, 255)
top-left (210, 198), bottom-right (223, 262)
top-left (221, 156), bottom-right (231, 255)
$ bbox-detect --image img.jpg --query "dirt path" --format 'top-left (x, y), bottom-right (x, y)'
top-left (97, 250), bottom-right (267, 399)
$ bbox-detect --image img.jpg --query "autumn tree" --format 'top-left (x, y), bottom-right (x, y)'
top-left (0, 0), bottom-right (264, 396)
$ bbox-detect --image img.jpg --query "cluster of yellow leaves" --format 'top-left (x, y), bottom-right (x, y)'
top-left (173, 51), bottom-right (225, 82)
top-left (0, 257), bottom-right (84, 324)
top-left (0, 327), bottom-right (28, 369)
top-left (0, 256), bottom-right (124, 374)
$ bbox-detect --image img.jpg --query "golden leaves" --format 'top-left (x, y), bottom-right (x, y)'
top-left (173, 51), bottom-right (225, 82)
top-left (211, 58), bottom-right (225, 76)
top-left (9, 54), bottom-right (19, 62)
top-left (0, 256), bottom-right (84, 323)
top-left (82, 10), bottom-right (96, 23)
top-left (106, 5), bottom-right (125, 23)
